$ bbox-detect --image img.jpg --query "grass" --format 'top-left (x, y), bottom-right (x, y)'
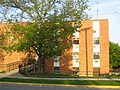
top-left (23, 72), bottom-right (120, 78)
top-left (0, 78), bottom-right (120, 86)
top-left (25, 73), bottom-right (79, 78)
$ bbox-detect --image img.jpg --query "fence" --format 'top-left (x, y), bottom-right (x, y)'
top-left (19, 63), bottom-right (38, 75)
top-left (0, 61), bottom-right (20, 72)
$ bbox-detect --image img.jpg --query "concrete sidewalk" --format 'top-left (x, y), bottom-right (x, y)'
top-left (0, 69), bottom-right (120, 81)
top-left (8, 76), bottom-right (120, 81)
top-left (0, 69), bottom-right (24, 78)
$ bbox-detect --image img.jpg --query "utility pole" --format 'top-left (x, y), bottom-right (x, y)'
top-left (96, 2), bottom-right (99, 19)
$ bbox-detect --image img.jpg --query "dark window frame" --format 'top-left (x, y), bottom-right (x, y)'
top-left (73, 67), bottom-right (79, 75)
top-left (54, 67), bottom-right (60, 74)
top-left (93, 52), bottom-right (100, 59)
top-left (94, 37), bottom-right (100, 44)
top-left (73, 37), bottom-right (79, 44)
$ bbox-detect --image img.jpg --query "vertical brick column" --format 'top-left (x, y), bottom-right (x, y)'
top-left (100, 20), bottom-right (109, 75)
top-left (86, 21), bottom-right (93, 76)
top-left (79, 20), bottom-right (93, 76)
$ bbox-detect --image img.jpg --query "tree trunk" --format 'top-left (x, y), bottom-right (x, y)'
top-left (37, 55), bottom-right (44, 74)
top-left (37, 57), bottom-right (42, 74)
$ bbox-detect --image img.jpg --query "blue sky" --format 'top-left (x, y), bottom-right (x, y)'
top-left (88, 0), bottom-right (120, 45)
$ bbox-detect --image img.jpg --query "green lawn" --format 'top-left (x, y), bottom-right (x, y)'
top-left (23, 72), bottom-right (120, 78)
top-left (0, 78), bottom-right (120, 86)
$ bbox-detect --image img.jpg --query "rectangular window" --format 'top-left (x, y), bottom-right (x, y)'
top-left (73, 52), bottom-right (79, 56)
top-left (73, 57), bottom-right (79, 60)
top-left (73, 37), bottom-right (79, 44)
top-left (94, 37), bottom-right (100, 44)
top-left (54, 56), bottom-right (60, 67)
top-left (54, 67), bottom-right (60, 74)
top-left (93, 30), bottom-right (96, 33)
top-left (93, 52), bottom-right (100, 59)
top-left (73, 67), bottom-right (79, 75)
top-left (73, 31), bottom-right (79, 37)
top-left (73, 39), bottom-right (79, 44)
top-left (93, 21), bottom-right (100, 30)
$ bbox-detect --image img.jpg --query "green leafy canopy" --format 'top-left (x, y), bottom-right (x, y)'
top-left (109, 42), bottom-right (120, 67)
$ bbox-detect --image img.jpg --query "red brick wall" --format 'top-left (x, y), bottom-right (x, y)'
top-left (0, 24), bottom-right (26, 65)
top-left (44, 59), bottom-right (54, 74)
top-left (60, 48), bottom-right (73, 75)
top-left (100, 19), bottom-right (109, 75)
top-left (3, 52), bottom-right (25, 64)
top-left (79, 20), bottom-right (93, 76)
top-left (44, 48), bottom-right (73, 75)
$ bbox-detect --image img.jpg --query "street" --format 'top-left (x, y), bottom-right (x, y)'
top-left (0, 83), bottom-right (119, 90)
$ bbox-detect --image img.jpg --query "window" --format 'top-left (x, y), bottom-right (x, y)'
top-left (76, 60), bottom-right (79, 62)
top-left (73, 52), bottom-right (79, 61)
top-left (73, 52), bottom-right (79, 56)
top-left (95, 60), bottom-right (98, 63)
top-left (73, 37), bottom-right (79, 44)
top-left (75, 45), bottom-right (79, 48)
top-left (54, 60), bottom-right (58, 62)
top-left (93, 30), bottom-right (96, 33)
top-left (54, 67), bottom-right (60, 74)
top-left (94, 37), bottom-right (100, 44)
top-left (73, 31), bottom-right (79, 38)
top-left (93, 52), bottom-right (100, 59)
top-left (73, 38), bottom-right (79, 44)
top-left (54, 56), bottom-right (60, 62)
top-left (73, 57), bottom-right (79, 61)
top-left (93, 21), bottom-right (100, 30)
top-left (73, 67), bottom-right (79, 75)
top-left (73, 40), bottom-right (79, 44)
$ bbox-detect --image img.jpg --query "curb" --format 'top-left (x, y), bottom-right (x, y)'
top-left (0, 82), bottom-right (120, 89)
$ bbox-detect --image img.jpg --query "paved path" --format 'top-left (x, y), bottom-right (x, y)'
top-left (0, 69), bottom-right (120, 81)
top-left (0, 69), bottom-right (24, 78)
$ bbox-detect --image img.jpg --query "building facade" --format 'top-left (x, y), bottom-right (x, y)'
top-left (44, 19), bottom-right (109, 76)
top-left (0, 19), bottom-right (109, 76)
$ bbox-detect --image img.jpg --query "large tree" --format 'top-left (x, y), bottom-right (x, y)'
top-left (109, 42), bottom-right (120, 68)
top-left (0, 0), bottom-right (89, 74)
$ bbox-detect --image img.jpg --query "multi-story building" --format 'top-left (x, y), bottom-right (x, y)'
top-left (0, 19), bottom-right (109, 76)
top-left (44, 19), bottom-right (109, 76)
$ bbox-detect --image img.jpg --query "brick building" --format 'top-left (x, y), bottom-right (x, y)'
top-left (0, 19), bottom-right (109, 76)
top-left (0, 24), bottom-right (28, 72)
top-left (44, 19), bottom-right (109, 76)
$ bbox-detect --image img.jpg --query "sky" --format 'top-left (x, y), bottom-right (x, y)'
top-left (88, 0), bottom-right (120, 45)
